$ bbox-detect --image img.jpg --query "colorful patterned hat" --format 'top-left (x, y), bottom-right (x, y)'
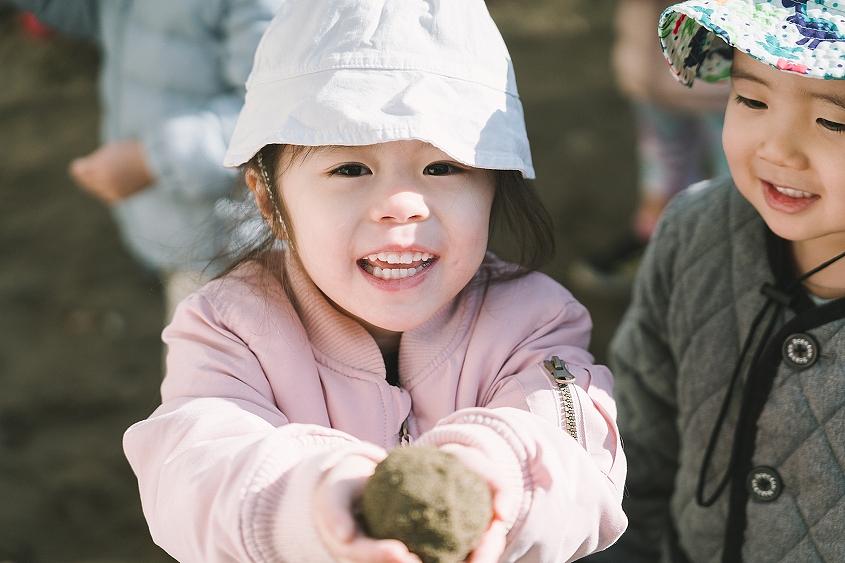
top-left (659, 0), bottom-right (845, 86)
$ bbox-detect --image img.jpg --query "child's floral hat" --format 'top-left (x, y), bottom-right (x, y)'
top-left (224, 0), bottom-right (534, 178)
top-left (660, 0), bottom-right (845, 86)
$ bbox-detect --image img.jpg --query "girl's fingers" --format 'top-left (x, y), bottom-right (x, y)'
top-left (315, 454), bottom-right (418, 563)
top-left (466, 520), bottom-right (508, 563)
top-left (320, 499), bottom-right (417, 563)
top-left (337, 537), bottom-right (422, 563)
top-left (314, 472), bottom-right (368, 544)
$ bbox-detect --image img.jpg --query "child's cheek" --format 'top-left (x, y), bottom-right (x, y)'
top-left (721, 110), bottom-right (753, 190)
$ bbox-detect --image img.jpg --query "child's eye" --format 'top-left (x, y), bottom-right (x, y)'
top-left (734, 94), bottom-right (767, 110)
top-left (817, 118), bottom-right (845, 133)
top-left (423, 162), bottom-right (462, 176)
top-left (329, 164), bottom-right (371, 177)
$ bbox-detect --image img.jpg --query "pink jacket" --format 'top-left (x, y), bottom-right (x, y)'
top-left (123, 253), bottom-right (627, 562)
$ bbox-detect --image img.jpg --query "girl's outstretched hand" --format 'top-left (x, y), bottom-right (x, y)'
top-left (438, 444), bottom-right (512, 563)
top-left (314, 454), bottom-right (422, 563)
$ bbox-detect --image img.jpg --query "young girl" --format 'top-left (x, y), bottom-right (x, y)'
top-left (603, 1), bottom-right (845, 561)
top-left (123, 1), bottom-right (627, 562)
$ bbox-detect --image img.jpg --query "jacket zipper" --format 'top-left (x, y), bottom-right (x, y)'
top-left (399, 416), bottom-right (412, 447)
top-left (543, 356), bottom-right (578, 442)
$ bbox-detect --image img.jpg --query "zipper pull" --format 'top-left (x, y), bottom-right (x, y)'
top-left (543, 355), bottom-right (580, 442)
top-left (543, 355), bottom-right (575, 383)
top-left (400, 417), bottom-right (412, 447)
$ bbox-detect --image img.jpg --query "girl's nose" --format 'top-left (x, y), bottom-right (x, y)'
top-left (756, 124), bottom-right (810, 170)
top-left (370, 189), bottom-right (430, 224)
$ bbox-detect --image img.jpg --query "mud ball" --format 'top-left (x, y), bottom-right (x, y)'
top-left (360, 446), bottom-right (493, 563)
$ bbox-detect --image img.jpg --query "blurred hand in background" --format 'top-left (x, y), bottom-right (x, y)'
top-left (69, 140), bottom-right (153, 204)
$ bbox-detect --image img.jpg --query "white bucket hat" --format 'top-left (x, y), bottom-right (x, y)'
top-left (223, 0), bottom-right (534, 178)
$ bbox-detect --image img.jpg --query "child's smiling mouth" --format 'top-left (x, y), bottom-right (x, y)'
top-left (357, 250), bottom-right (438, 280)
top-left (761, 179), bottom-right (820, 214)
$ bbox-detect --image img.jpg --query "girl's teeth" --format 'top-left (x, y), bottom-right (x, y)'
top-left (368, 266), bottom-right (420, 280)
top-left (775, 185), bottom-right (813, 198)
top-left (364, 251), bottom-right (434, 264)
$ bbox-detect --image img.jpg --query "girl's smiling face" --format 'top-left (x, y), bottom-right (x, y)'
top-left (278, 140), bottom-right (495, 334)
top-left (723, 52), bottom-right (845, 251)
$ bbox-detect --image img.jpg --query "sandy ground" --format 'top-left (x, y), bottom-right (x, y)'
top-left (0, 1), bottom-right (636, 560)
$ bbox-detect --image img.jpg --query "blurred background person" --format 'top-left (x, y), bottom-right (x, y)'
top-left (0, 1), bottom-right (277, 560)
top-left (570, 0), bottom-right (730, 292)
top-left (10, 0), bottom-right (280, 322)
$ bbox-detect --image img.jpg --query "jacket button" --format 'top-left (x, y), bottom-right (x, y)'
top-left (782, 333), bottom-right (819, 369)
top-left (746, 466), bottom-right (783, 502)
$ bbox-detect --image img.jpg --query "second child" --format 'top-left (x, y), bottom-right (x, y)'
top-left (607, 1), bottom-right (845, 561)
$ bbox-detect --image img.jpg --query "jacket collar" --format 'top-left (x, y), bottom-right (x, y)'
top-left (281, 250), bottom-right (481, 386)
top-left (764, 226), bottom-right (814, 313)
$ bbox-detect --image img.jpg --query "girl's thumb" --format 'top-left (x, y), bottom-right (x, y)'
top-left (334, 516), bottom-right (355, 542)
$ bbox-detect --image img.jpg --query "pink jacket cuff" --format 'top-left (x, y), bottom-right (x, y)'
top-left (242, 432), bottom-right (384, 561)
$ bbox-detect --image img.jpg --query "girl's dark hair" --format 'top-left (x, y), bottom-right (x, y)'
top-left (217, 144), bottom-right (555, 282)
top-left (489, 167), bottom-right (555, 278)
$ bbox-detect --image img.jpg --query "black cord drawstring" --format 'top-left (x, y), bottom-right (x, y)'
top-left (696, 297), bottom-right (777, 506)
top-left (695, 249), bottom-right (845, 507)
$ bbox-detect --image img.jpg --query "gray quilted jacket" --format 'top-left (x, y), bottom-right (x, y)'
top-left (598, 178), bottom-right (845, 562)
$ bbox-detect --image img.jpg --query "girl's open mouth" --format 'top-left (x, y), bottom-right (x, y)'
top-left (762, 180), bottom-right (819, 214)
top-left (357, 251), bottom-right (438, 280)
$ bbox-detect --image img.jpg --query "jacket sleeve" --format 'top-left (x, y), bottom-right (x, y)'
top-left (416, 286), bottom-right (627, 562)
top-left (123, 292), bottom-right (384, 563)
top-left (138, 0), bottom-right (278, 202)
top-left (590, 199), bottom-right (682, 563)
top-left (9, 0), bottom-right (99, 39)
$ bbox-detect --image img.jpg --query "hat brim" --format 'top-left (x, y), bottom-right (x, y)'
top-left (224, 68), bottom-right (535, 179)
top-left (659, 0), bottom-right (845, 86)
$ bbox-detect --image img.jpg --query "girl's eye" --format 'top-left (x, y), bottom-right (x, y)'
top-left (734, 94), bottom-right (767, 110)
top-left (817, 118), bottom-right (845, 133)
top-left (424, 162), bottom-right (462, 176)
top-left (329, 164), bottom-right (371, 177)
